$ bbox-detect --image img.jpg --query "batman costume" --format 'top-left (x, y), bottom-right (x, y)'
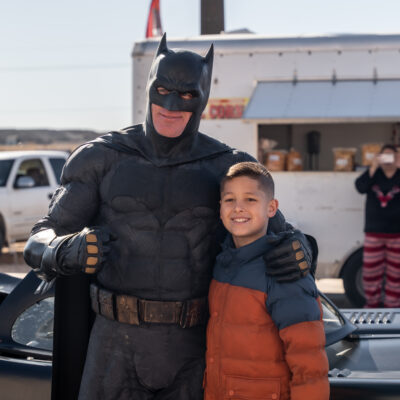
top-left (24, 34), bottom-right (315, 400)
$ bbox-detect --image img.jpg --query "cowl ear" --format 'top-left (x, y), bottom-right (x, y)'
top-left (156, 32), bottom-right (169, 56)
top-left (204, 43), bottom-right (214, 67)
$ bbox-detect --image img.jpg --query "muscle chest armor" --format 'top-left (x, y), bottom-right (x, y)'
top-left (96, 154), bottom-right (223, 300)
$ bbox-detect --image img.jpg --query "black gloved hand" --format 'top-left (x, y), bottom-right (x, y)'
top-left (264, 230), bottom-right (313, 282)
top-left (57, 226), bottom-right (114, 275)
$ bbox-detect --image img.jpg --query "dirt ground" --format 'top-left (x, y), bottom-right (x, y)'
top-left (0, 242), bottom-right (30, 275)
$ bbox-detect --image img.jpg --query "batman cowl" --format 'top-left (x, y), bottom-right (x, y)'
top-left (145, 33), bottom-right (214, 157)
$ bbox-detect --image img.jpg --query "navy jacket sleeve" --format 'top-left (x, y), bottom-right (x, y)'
top-left (265, 274), bottom-right (321, 330)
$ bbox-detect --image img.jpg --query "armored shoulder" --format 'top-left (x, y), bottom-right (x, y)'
top-left (62, 141), bottom-right (119, 185)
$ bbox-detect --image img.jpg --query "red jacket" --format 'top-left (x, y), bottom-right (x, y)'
top-left (204, 236), bottom-right (329, 400)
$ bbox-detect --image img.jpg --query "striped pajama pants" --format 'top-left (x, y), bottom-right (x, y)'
top-left (362, 233), bottom-right (400, 308)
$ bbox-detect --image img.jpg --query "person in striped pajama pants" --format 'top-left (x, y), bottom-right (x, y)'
top-left (355, 144), bottom-right (400, 307)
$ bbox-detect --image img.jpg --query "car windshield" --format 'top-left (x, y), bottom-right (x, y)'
top-left (0, 159), bottom-right (14, 187)
top-left (11, 297), bottom-right (54, 351)
top-left (321, 295), bottom-right (346, 333)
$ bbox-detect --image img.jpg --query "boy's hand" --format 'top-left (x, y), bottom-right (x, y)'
top-left (264, 230), bottom-right (313, 282)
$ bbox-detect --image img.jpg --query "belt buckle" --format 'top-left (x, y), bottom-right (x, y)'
top-left (116, 295), bottom-right (139, 325)
top-left (139, 300), bottom-right (181, 324)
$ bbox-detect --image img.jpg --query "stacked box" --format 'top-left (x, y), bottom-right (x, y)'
top-left (265, 150), bottom-right (287, 171)
top-left (361, 143), bottom-right (382, 166)
top-left (287, 149), bottom-right (303, 171)
top-left (333, 148), bottom-right (357, 171)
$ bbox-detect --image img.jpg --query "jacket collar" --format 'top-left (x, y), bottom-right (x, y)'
top-left (217, 233), bottom-right (275, 267)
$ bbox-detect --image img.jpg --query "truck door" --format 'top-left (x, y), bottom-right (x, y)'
top-left (8, 158), bottom-right (54, 241)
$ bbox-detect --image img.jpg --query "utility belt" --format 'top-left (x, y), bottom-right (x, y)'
top-left (90, 284), bottom-right (208, 328)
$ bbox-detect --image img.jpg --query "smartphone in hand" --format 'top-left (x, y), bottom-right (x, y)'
top-left (379, 153), bottom-right (395, 164)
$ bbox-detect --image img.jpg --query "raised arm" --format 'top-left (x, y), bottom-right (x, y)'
top-left (355, 169), bottom-right (376, 194)
top-left (355, 155), bottom-right (380, 194)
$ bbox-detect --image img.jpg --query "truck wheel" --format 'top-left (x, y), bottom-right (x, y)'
top-left (341, 248), bottom-right (365, 307)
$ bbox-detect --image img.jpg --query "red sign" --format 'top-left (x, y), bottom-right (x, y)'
top-left (203, 98), bottom-right (248, 119)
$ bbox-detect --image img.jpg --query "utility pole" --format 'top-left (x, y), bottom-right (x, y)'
top-left (201, 0), bottom-right (224, 35)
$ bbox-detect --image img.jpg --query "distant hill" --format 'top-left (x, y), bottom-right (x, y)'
top-left (0, 129), bottom-right (104, 152)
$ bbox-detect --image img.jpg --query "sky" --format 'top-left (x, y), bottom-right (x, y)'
top-left (2, 0), bottom-right (400, 132)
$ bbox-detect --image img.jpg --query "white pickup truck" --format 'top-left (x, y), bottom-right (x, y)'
top-left (0, 150), bottom-right (69, 253)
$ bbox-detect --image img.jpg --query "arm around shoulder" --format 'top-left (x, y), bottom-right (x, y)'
top-left (264, 220), bottom-right (315, 282)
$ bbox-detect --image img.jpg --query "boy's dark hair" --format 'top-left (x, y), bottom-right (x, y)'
top-left (380, 144), bottom-right (398, 153)
top-left (221, 162), bottom-right (274, 198)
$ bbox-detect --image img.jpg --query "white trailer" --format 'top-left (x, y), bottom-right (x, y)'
top-left (132, 33), bottom-right (400, 306)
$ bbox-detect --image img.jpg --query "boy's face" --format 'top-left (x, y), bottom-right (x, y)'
top-left (220, 176), bottom-right (278, 248)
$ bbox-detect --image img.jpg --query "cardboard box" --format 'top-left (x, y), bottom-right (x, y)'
top-left (361, 143), bottom-right (382, 166)
top-left (258, 138), bottom-right (278, 164)
top-left (333, 148), bottom-right (357, 171)
top-left (266, 150), bottom-right (287, 171)
top-left (287, 149), bottom-right (303, 171)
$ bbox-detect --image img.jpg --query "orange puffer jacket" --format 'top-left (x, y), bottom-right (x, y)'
top-left (204, 235), bottom-right (329, 400)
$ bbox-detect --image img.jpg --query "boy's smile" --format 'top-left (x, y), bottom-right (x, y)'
top-left (220, 176), bottom-right (278, 248)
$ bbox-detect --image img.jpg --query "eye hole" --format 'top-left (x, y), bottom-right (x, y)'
top-left (156, 86), bottom-right (170, 95)
top-left (180, 92), bottom-right (193, 100)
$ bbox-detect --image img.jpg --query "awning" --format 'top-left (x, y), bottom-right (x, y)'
top-left (243, 80), bottom-right (400, 123)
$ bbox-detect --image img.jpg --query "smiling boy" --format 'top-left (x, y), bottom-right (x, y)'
top-left (204, 162), bottom-right (329, 400)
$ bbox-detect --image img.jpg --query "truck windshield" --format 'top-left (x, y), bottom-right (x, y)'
top-left (0, 160), bottom-right (14, 187)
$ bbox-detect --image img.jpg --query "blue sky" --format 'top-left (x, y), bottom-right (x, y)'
top-left (1, 0), bottom-right (400, 132)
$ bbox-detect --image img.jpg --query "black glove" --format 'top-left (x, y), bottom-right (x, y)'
top-left (264, 230), bottom-right (313, 282)
top-left (56, 226), bottom-right (114, 275)
top-left (28, 226), bottom-right (115, 295)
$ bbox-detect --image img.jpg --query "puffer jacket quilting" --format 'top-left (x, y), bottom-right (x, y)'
top-left (204, 235), bottom-right (329, 400)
